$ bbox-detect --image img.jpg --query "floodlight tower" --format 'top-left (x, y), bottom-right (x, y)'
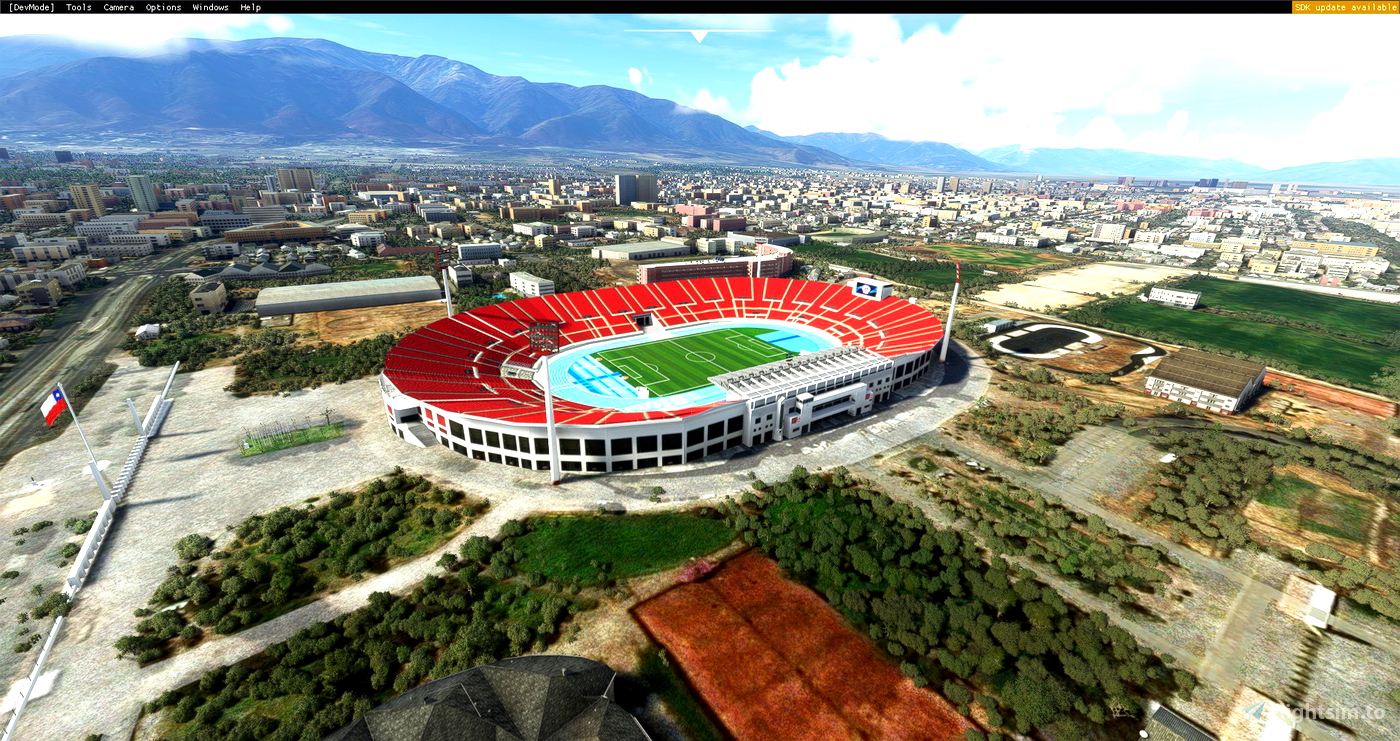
top-left (541, 354), bottom-right (562, 485)
top-left (437, 247), bottom-right (453, 319)
top-left (939, 261), bottom-right (961, 364)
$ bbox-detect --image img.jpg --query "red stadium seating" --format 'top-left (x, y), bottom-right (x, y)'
top-left (383, 278), bottom-right (943, 426)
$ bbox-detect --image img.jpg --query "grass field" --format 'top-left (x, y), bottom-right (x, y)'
top-left (1181, 276), bottom-right (1400, 345)
top-left (789, 244), bottom-right (962, 287)
top-left (511, 513), bottom-right (734, 586)
top-left (925, 243), bottom-right (1066, 269)
top-left (593, 328), bottom-right (794, 397)
top-left (241, 421), bottom-right (344, 457)
top-left (1100, 300), bottom-right (1400, 387)
top-left (1255, 474), bottom-right (1374, 544)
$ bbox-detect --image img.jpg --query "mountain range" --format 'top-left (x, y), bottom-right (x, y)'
top-left (0, 35), bottom-right (1398, 185)
top-left (0, 37), bottom-right (855, 167)
top-left (744, 128), bottom-right (1007, 172)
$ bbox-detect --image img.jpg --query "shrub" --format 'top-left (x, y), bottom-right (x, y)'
top-left (174, 534), bottom-right (215, 561)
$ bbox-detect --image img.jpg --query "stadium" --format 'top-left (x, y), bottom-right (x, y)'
top-left (380, 277), bottom-right (944, 475)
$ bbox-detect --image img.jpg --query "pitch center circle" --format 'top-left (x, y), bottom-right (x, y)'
top-left (685, 351), bottom-right (717, 363)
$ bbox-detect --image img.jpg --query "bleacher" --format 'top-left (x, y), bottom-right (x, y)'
top-left (382, 277), bottom-right (942, 426)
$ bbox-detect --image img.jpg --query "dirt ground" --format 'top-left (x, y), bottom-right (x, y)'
top-left (290, 301), bottom-right (446, 344)
top-left (974, 262), bottom-right (1197, 311)
top-left (634, 551), bottom-right (971, 741)
top-left (1044, 335), bottom-right (1154, 374)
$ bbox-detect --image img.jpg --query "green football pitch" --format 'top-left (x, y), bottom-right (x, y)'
top-left (592, 328), bottom-right (795, 397)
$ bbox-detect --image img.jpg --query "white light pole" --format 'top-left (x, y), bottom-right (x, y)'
top-left (939, 261), bottom-right (961, 364)
top-left (56, 381), bottom-right (111, 501)
top-left (541, 354), bottom-right (562, 485)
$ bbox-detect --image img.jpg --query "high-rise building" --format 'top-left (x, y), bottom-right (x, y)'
top-left (946, 177), bottom-right (960, 194)
top-left (930, 176), bottom-right (946, 192)
top-left (128, 174), bottom-right (160, 213)
top-left (613, 174), bottom-right (637, 206)
top-left (635, 174), bottom-right (658, 203)
top-left (70, 182), bottom-right (106, 216)
top-left (1196, 178), bottom-right (1220, 188)
top-left (263, 174), bottom-right (279, 192)
top-left (545, 179), bottom-right (562, 196)
top-left (0, 148), bottom-right (9, 161)
top-left (276, 168), bottom-right (316, 192)
top-left (54, 150), bottom-right (74, 164)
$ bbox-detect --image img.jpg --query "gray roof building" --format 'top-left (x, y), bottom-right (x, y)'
top-left (256, 275), bottom-right (442, 317)
top-left (324, 655), bottom-right (651, 741)
top-left (1148, 348), bottom-right (1265, 399)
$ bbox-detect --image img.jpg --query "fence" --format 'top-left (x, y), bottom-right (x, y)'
top-left (1, 361), bottom-right (180, 741)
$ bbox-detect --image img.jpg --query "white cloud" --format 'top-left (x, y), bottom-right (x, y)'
top-left (743, 15), bottom-right (1400, 168)
top-left (627, 67), bottom-right (653, 92)
top-left (680, 89), bottom-right (735, 117)
top-left (0, 15), bottom-right (294, 49)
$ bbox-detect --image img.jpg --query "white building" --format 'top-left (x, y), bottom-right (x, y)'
top-left (1145, 348), bottom-right (1266, 415)
top-left (975, 232), bottom-right (1019, 246)
top-left (12, 241), bottom-right (73, 265)
top-left (349, 231), bottom-right (387, 249)
top-left (75, 214), bottom-right (143, 242)
top-left (89, 241), bottom-right (155, 259)
top-left (456, 243), bottom-right (504, 263)
top-left (509, 272), bottom-right (555, 297)
top-left (1091, 223), bottom-right (1130, 242)
top-left (1143, 286), bottom-right (1201, 309)
top-left (513, 222), bottom-right (554, 237)
top-left (37, 262), bottom-right (87, 288)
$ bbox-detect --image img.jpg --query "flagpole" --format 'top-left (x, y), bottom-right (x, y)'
top-left (55, 381), bottom-right (111, 501)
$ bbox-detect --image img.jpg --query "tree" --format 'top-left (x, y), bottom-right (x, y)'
top-left (175, 534), bottom-right (215, 561)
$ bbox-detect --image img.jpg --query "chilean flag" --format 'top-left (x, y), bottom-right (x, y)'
top-left (40, 388), bottom-right (68, 427)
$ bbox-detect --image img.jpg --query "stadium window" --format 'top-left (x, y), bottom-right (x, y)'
top-left (707, 422), bottom-right (724, 439)
top-left (505, 456), bottom-right (519, 467)
top-left (613, 460), bottom-right (634, 471)
top-left (636, 435), bottom-right (658, 453)
top-left (517, 438), bottom-right (531, 454)
top-left (706, 443), bottom-right (722, 455)
top-left (486, 431), bottom-right (500, 447)
top-left (502, 434), bottom-right (518, 452)
top-left (488, 453), bottom-right (502, 464)
top-left (453, 443), bottom-right (467, 455)
top-left (562, 461), bottom-right (582, 471)
top-left (686, 429), bottom-right (704, 447)
top-left (638, 458), bottom-right (657, 469)
top-left (612, 438), bottom-right (633, 455)
top-left (727, 416), bottom-right (743, 433)
top-left (472, 451), bottom-right (486, 461)
top-left (662, 433), bottom-right (682, 450)
top-left (469, 428), bottom-right (483, 445)
top-left (534, 438), bottom-right (549, 454)
top-left (662, 455), bottom-right (682, 466)
top-left (450, 421), bottom-right (465, 439)
top-left (439, 437), bottom-right (449, 448)
top-left (586, 461), bottom-right (607, 472)
top-left (561, 438), bottom-right (581, 456)
top-left (685, 450), bottom-right (702, 462)
top-left (585, 439), bottom-right (606, 456)
top-left (727, 436), bottom-right (741, 448)
top-left (537, 460), bottom-right (550, 471)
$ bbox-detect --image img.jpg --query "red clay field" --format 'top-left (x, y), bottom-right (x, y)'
top-left (633, 551), bottom-right (971, 741)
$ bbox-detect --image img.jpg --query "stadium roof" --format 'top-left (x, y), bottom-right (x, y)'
top-left (1149, 348), bottom-right (1264, 398)
top-left (258, 275), bottom-right (440, 305)
top-left (711, 346), bottom-right (893, 399)
top-left (324, 655), bottom-right (650, 741)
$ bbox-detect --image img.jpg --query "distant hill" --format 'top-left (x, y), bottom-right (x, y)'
top-left (0, 36), bottom-right (855, 167)
top-left (975, 146), bottom-right (1267, 180)
top-left (1255, 159), bottom-right (1400, 188)
top-left (746, 128), bottom-right (1006, 172)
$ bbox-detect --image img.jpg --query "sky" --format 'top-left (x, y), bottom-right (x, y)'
top-left (3, 12), bottom-right (1397, 169)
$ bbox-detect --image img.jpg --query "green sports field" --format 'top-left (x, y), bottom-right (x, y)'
top-left (592, 328), bottom-right (794, 397)
top-left (1179, 276), bottom-right (1400, 345)
top-left (925, 243), bottom-right (1067, 269)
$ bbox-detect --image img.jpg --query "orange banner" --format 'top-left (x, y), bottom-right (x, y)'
top-left (1293, 1), bottom-right (1398, 12)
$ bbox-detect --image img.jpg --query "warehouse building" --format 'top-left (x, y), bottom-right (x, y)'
top-left (592, 240), bottom-right (693, 262)
top-left (1145, 348), bottom-right (1266, 415)
top-left (256, 275), bottom-right (442, 317)
top-left (223, 221), bottom-right (328, 244)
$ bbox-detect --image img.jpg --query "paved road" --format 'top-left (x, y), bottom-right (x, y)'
top-left (0, 246), bottom-right (200, 465)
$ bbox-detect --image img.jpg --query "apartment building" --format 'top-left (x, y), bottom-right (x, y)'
top-left (509, 272), bottom-right (555, 297)
top-left (69, 183), bottom-right (106, 216)
top-left (190, 282), bottom-right (228, 315)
